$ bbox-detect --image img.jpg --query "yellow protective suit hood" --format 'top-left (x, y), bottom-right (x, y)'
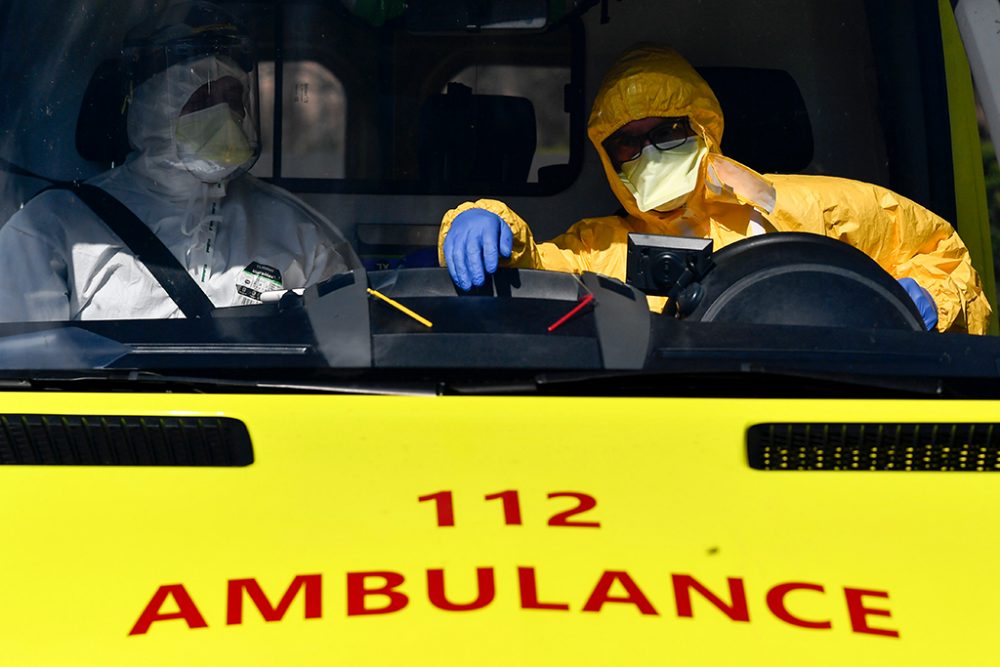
top-left (588, 44), bottom-right (723, 155)
top-left (587, 44), bottom-right (778, 226)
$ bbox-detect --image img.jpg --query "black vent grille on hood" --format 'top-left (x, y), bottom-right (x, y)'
top-left (0, 414), bottom-right (253, 466)
top-left (747, 423), bottom-right (1000, 471)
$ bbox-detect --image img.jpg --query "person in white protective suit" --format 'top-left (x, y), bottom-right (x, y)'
top-left (0, 0), bottom-right (354, 322)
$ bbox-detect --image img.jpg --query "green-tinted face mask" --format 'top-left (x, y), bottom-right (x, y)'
top-left (174, 103), bottom-right (253, 183)
top-left (618, 137), bottom-right (708, 212)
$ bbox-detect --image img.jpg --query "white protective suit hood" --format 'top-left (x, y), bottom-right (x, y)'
top-left (125, 56), bottom-right (260, 197)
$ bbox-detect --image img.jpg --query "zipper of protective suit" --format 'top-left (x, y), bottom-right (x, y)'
top-left (193, 184), bottom-right (223, 284)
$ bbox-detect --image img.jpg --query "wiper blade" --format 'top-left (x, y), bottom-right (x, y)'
top-left (4, 371), bottom-right (438, 396)
top-left (441, 365), bottom-right (946, 397)
top-left (539, 366), bottom-right (943, 395)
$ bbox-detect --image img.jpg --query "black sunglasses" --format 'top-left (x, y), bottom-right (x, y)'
top-left (603, 117), bottom-right (695, 166)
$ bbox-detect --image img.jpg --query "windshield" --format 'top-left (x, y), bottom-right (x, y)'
top-left (1, 0), bottom-right (998, 391)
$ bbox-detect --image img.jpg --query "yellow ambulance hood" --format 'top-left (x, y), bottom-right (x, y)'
top-left (2, 391), bottom-right (999, 665)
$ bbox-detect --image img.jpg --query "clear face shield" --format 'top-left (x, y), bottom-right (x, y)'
top-left (122, 4), bottom-right (261, 182)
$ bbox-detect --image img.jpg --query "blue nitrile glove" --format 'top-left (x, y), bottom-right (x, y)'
top-left (898, 277), bottom-right (938, 331)
top-left (442, 208), bottom-right (514, 291)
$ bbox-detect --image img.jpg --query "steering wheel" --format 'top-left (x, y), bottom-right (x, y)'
top-left (684, 232), bottom-right (925, 331)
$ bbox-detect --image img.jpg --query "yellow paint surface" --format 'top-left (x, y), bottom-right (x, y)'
top-left (0, 393), bottom-right (997, 665)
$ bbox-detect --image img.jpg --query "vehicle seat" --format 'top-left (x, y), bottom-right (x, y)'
top-left (76, 59), bottom-right (131, 168)
top-left (355, 222), bottom-right (440, 271)
top-left (697, 67), bottom-right (813, 174)
top-left (417, 82), bottom-right (537, 186)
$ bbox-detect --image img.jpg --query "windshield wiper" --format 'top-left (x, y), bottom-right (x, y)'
top-left (441, 366), bottom-right (947, 397)
top-left (3, 370), bottom-right (439, 396)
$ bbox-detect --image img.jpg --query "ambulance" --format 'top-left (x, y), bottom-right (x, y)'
top-left (1, 0), bottom-right (1000, 664)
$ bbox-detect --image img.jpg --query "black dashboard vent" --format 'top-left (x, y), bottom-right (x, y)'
top-left (0, 415), bottom-right (253, 466)
top-left (747, 423), bottom-right (1000, 471)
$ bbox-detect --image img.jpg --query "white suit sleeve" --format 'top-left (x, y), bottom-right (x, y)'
top-left (0, 203), bottom-right (72, 322)
top-left (307, 235), bottom-right (350, 284)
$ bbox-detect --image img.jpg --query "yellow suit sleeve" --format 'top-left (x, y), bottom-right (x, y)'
top-left (438, 200), bottom-right (667, 312)
top-left (767, 175), bottom-right (992, 334)
top-left (438, 199), bottom-right (632, 276)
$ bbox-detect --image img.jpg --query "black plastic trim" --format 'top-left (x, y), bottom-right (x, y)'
top-left (0, 415), bottom-right (254, 466)
top-left (748, 423), bottom-right (1000, 471)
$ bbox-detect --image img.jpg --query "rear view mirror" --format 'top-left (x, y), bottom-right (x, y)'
top-left (402, 0), bottom-right (547, 30)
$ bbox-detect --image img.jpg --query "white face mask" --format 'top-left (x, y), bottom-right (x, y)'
top-left (174, 103), bottom-right (255, 183)
top-left (618, 137), bottom-right (708, 212)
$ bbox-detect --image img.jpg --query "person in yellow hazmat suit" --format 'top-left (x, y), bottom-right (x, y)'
top-left (436, 44), bottom-right (991, 334)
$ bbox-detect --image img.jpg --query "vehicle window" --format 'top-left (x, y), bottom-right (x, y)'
top-left (446, 65), bottom-right (571, 184)
top-left (252, 60), bottom-right (348, 179)
top-left (249, 2), bottom-right (582, 195)
top-left (0, 0), bottom-right (996, 379)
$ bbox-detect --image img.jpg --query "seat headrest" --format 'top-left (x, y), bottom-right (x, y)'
top-left (697, 67), bottom-right (813, 174)
top-left (418, 82), bottom-right (537, 186)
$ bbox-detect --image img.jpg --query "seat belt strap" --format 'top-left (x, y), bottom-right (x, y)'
top-left (63, 183), bottom-right (216, 319)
